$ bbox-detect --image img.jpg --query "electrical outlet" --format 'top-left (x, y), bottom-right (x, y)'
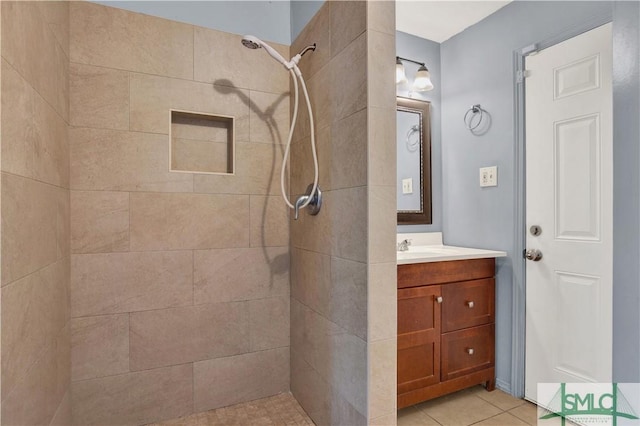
top-left (479, 166), bottom-right (498, 187)
top-left (402, 178), bottom-right (413, 194)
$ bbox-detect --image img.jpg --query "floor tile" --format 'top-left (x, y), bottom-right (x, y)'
top-left (398, 406), bottom-right (441, 426)
top-left (509, 402), bottom-right (538, 425)
top-left (148, 392), bottom-right (313, 426)
top-left (472, 412), bottom-right (528, 425)
top-left (416, 389), bottom-right (503, 426)
top-left (474, 387), bottom-right (526, 411)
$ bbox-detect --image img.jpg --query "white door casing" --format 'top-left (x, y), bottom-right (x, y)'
top-left (524, 23), bottom-right (613, 403)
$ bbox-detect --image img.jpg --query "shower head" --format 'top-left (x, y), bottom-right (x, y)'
top-left (241, 35), bottom-right (290, 68)
top-left (241, 38), bottom-right (260, 49)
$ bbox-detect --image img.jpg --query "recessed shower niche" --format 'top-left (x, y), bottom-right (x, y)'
top-left (170, 110), bottom-right (235, 174)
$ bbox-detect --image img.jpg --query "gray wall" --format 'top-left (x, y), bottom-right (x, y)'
top-left (396, 31), bottom-right (443, 233)
top-left (290, 1), bottom-right (324, 43)
top-left (93, 1), bottom-right (292, 44)
top-left (439, 0), bottom-right (637, 393)
top-left (612, 1), bottom-right (640, 383)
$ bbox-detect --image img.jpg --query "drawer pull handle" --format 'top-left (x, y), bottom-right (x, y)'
top-left (467, 348), bottom-right (474, 355)
top-left (436, 296), bottom-right (443, 304)
top-left (467, 301), bottom-right (474, 308)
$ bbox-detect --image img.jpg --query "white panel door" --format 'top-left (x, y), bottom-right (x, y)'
top-left (524, 23), bottom-right (613, 403)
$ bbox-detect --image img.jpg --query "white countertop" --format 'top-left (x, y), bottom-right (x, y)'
top-left (397, 232), bottom-right (507, 265)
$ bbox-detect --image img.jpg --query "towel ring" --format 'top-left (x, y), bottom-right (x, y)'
top-left (463, 104), bottom-right (484, 131)
top-left (406, 124), bottom-right (420, 152)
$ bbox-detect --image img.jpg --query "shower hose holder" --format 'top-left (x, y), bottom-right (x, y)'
top-left (294, 184), bottom-right (322, 220)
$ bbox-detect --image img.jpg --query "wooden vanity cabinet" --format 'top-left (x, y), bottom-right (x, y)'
top-left (397, 258), bottom-right (496, 409)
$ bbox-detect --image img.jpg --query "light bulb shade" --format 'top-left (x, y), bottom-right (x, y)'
top-left (412, 65), bottom-right (434, 91)
top-left (396, 59), bottom-right (407, 84)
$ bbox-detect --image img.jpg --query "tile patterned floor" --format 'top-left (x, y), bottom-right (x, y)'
top-left (148, 392), bottom-right (314, 426)
top-left (150, 386), bottom-right (536, 426)
top-left (398, 386), bottom-right (538, 426)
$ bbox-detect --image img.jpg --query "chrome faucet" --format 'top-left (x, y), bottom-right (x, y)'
top-left (397, 239), bottom-right (412, 252)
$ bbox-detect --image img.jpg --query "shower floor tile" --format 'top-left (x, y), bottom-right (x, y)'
top-left (148, 392), bottom-right (314, 425)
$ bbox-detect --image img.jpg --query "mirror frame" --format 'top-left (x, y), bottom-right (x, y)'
top-left (397, 97), bottom-right (432, 225)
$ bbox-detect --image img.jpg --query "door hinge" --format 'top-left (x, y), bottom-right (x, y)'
top-left (516, 70), bottom-right (531, 84)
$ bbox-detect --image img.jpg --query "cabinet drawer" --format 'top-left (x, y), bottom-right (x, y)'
top-left (398, 258), bottom-right (495, 289)
top-left (442, 278), bottom-right (495, 332)
top-left (441, 324), bottom-right (494, 381)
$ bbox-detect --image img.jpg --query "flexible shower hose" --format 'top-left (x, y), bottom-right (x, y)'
top-left (280, 67), bottom-right (319, 211)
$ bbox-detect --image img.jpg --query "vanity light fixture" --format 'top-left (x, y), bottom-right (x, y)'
top-left (396, 56), bottom-right (434, 92)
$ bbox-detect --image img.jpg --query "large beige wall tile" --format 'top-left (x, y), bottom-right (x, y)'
top-left (1, 1), bottom-right (68, 120)
top-left (367, 30), bottom-right (396, 110)
top-left (330, 187), bottom-right (368, 262)
top-left (249, 90), bottom-right (290, 144)
top-left (130, 302), bottom-right (249, 371)
top-left (71, 314), bottom-right (129, 381)
top-left (369, 107), bottom-right (396, 187)
top-left (290, 299), bottom-right (343, 381)
top-left (330, 0), bottom-right (367, 58)
top-left (250, 195), bottom-right (289, 247)
top-left (290, 2), bottom-right (331, 80)
top-left (1, 173), bottom-right (58, 285)
top-left (329, 332), bottom-right (367, 416)
top-left (367, 1), bottom-right (395, 35)
top-left (70, 191), bottom-right (129, 254)
top-left (70, 2), bottom-right (193, 79)
top-left (194, 246), bottom-right (289, 304)
top-left (290, 192), bottom-right (332, 256)
top-left (70, 63), bottom-right (129, 130)
top-left (331, 32), bottom-right (367, 123)
top-left (130, 192), bottom-right (249, 251)
top-left (290, 124), bottom-right (331, 197)
top-left (371, 413), bottom-right (397, 426)
top-left (69, 127), bottom-right (193, 192)
top-left (37, 1), bottom-right (70, 57)
top-left (1, 259), bottom-right (68, 399)
top-left (290, 348), bottom-right (332, 426)
top-left (57, 188), bottom-right (70, 259)
top-left (2, 59), bottom-right (69, 188)
top-left (249, 296), bottom-right (289, 351)
top-left (330, 257), bottom-right (367, 340)
top-left (129, 73), bottom-right (249, 139)
top-left (368, 262), bottom-right (397, 342)
top-left (71, 251), bottom-right (192, 317)
top-left (193, 142), bottom-right (283, 195)
top-left (291, 248), bottom-right (331, 315)
top-left (330, 108), bottom-right (367, 190)
top-left (368, 338), bottom-right (397, 419)
top-left (193, 27), bottom-right (289, 94)
top-left (1, 325), bottom-right (70, 426)
top-left (193, 347), bottom-right (289, 412)
top-left (49, 389), bottom-right (72, 426)
top-left (71, 364), bottom-right (193, 426)
top-left (369, 185), bottom-right (396, 264)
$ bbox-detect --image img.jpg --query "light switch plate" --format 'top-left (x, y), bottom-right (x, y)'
top-left (480, 166), bottom-right (498, 187)
top-left (402, 178), bottom-right (413, 194)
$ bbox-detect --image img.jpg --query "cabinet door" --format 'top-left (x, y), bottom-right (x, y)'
top-left (442, 278), bottom-right (495, 332)
top-left (398, 285), bottom-right (441, 394)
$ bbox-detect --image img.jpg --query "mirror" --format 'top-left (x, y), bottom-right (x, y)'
top-left (397, 97), bottom-right (432, 224)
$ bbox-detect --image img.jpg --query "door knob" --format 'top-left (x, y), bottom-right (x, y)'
top-left (436, 296), bottom-right (443, 304)
top-left (524, 249), bottom-right (543, 261)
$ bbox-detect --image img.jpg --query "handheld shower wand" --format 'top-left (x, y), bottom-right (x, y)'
top-left (241, 35), bottom-right (320, 220)
top-left (241, 35), bottom-right (291, 69)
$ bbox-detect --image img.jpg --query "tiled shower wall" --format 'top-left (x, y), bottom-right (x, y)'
top-left (289, 1), bottom-right (397, 424)
top-left (1, 2), bottom-right (71, 425)
top-left (68, 2), bottom-right (291, 424)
